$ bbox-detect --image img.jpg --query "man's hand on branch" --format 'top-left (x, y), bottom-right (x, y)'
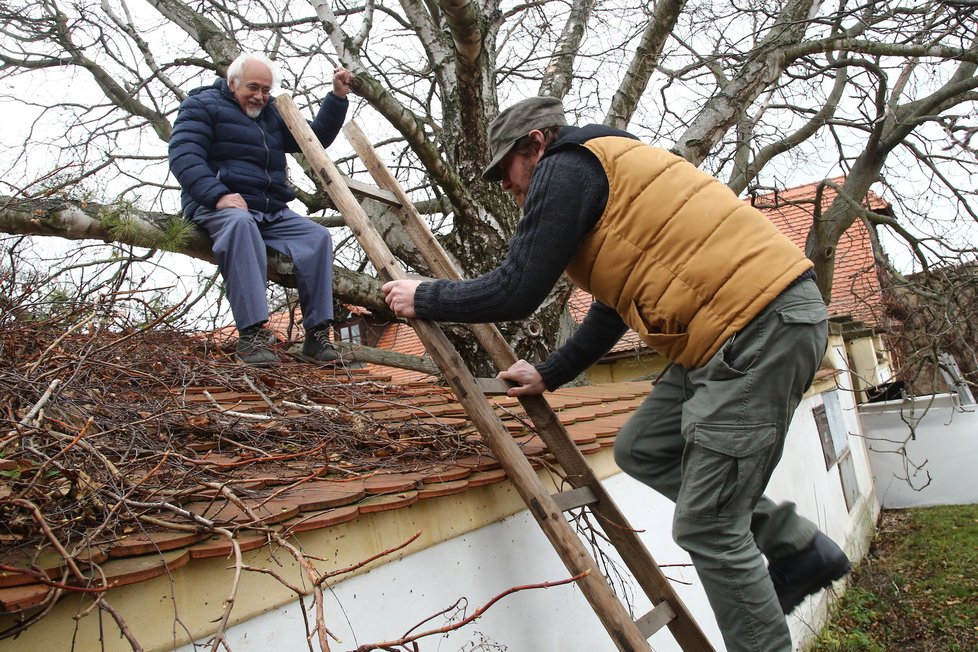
top-left (333, 67), bottom-right (355, 98)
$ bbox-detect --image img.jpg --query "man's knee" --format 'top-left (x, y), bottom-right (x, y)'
top-left (672, 511), bottom-right (753, 558)
top-left (612, 433), bottom-right (640, 477)
top-left (309, 221), bottom-right (333, 248)
top-left (613, 430), bottom-right (683, 500)
top-left (195, 208), bottom-right (259, 240)
top-left (613, 414), bottom-right (677, 472)
top-left (672, 513), bottom-right (711, 553)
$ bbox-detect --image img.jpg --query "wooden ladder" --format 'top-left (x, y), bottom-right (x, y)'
top-left (277, 96), bottom-right (715, 652)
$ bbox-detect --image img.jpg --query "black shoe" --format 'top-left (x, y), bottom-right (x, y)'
top-left (300, 324), bottom-right (340, 363)
top-left (236, 324), bottom-right (279, 366)
top-left (769, 532), bottom-right (851, 614)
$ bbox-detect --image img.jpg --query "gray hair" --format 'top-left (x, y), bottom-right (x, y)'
top-left (226, 53), bottom-right (280, 89)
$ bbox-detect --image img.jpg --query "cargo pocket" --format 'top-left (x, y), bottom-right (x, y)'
top-left (678, 423), bottom-right (778, 518)
top-left (777, 300), bottom-right (828, 326)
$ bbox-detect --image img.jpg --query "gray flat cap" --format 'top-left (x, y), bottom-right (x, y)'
top-left (482, 96), bottom-right (566, 182)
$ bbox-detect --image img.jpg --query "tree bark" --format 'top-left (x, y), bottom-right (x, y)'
top-left (0, 196), bottom-right (390, 314)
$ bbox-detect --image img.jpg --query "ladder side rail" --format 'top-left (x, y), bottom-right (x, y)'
top-left (342, 121), bottom-right (715, 651)
top-left (342, 122), bottom-right (515, 361)
top-left (277, 96), bottom-right (653, 652)
top-left (519, 397), bottom-right (714, 649)
top-left (343, 122), bottom-right (459, 281)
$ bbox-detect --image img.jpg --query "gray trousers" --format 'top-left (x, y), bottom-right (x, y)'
top-left (614, 278), bottom-right (828, 652)
top-left (191, 207), bottom-right (335, 331)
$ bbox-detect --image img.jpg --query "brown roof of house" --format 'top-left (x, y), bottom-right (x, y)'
top-left (364, 321), bottom-right (438, 383)
top-left (754, 178), bottom-right (888, 329)
top-left (0, 325), bottom-right (649, 614)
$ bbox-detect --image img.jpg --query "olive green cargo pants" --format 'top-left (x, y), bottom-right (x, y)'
top-left (614, 278), bottom-right (829, 652)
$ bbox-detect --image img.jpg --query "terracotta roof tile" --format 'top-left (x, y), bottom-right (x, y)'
top-left (417, 479), bottom-right (470, 500)
top-left (466, 468), bottom-right (509, 487)
top-left (106, 532), bottom-right (208, 559)
top-left (75, 549), bottom-right (191, 591)
top-left (282, 505), bottom-right (360, 534)
top-left (278, 482), bottom-right (368, 510)
top-left (0, 546), bottom-right (107, 589)
top-left (0, 582), bottom-right (54, 612)
top-left (187, 532), bottom-right (270, 559)
top-left (358, 491), bottom-right (420, 514)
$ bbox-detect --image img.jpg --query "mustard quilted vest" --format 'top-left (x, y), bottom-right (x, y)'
top-left (565, 136), bottom-right (813, 368)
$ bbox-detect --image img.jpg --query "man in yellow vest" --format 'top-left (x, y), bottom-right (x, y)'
top-left (382, 96), bottom-right (851, 652)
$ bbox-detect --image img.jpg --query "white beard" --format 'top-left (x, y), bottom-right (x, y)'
top-left (245, 105), bottom-right (263, 119)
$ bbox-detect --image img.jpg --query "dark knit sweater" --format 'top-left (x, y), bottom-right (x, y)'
top-left (414, 126), bottom-right (629, 390)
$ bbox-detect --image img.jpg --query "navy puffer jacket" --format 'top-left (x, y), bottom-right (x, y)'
top-left (168, 79), bottom-right (348, 217)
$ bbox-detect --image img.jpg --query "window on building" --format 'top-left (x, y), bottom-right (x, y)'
top-left (335, 322), bottom-right (362, 344)
top-left (813, 390), bottom-right (860, 510)
top-left (837, 454), bottom-right (860, 511)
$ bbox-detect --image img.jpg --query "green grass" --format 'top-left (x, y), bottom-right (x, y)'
top-left (808, 503), bottom-right (978, 652)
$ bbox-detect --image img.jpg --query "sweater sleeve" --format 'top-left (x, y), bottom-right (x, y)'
top-left (534, 301), bottom-right (629, 390)
top-left (413, 147), bottom-right (608, 323)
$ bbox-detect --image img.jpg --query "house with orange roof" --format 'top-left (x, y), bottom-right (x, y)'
top-left (0, 312), bottom-right (879, 652)
top-left (754, 178), bottom-right (890, 332)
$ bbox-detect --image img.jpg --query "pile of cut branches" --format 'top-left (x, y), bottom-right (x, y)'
top-left (0, 295), bottom-right (486, 647)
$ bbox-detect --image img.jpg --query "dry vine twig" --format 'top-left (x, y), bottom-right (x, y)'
top-left (349, 572), bottom-right (589, 652)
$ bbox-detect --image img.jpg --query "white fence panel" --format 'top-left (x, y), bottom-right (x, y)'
top-left (860, 393), bottom-right (978, 508)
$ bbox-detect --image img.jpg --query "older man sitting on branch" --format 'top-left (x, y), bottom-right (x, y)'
top-left (169, 52), bottom-right (354, 365)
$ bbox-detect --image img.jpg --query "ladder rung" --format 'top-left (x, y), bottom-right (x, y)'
top-left (635, 601), bottom-right (678, 638)
top-left (343, 176), bottom-right (402, 207)
top-left (551, 485), bottom-right (599, 512)
top-left (474, 377), bottom-right (517, 395)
